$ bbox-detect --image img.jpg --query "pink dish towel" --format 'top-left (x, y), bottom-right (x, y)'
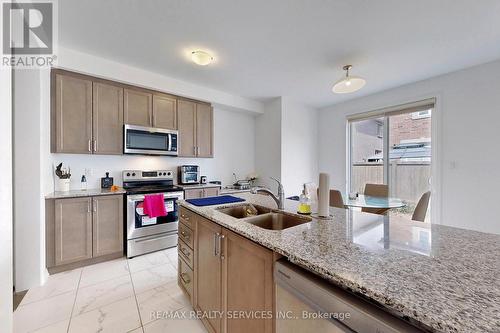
top-left (143, 194), bottom-right (167, 218)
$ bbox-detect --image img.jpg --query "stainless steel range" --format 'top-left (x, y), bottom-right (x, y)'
top-left (123, 169), bottom-right (184, 258)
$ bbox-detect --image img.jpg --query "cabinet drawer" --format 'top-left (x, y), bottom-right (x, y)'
top-left (178, 222), bottom-right (194, 249)
top-left (178, 257), bottom-right (193, 299)
top-left (179, 207), bottom-right (195, 229)
top-left (178, 239), bottom-right (194, 269)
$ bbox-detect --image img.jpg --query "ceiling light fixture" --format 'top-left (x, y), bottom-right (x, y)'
top-left (191, 50), bottom-right (214, 66)
top-left (332, 65), bottom-right (366, 94)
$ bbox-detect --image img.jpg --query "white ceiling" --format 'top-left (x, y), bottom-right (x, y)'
top-left (59, 0), bottom-right (500, 108)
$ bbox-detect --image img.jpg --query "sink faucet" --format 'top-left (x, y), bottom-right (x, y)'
top-left (251, 177), bottom-right (285, 210)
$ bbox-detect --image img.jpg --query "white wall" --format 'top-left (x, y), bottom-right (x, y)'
top-left (319, 59), bottom-right (500, 234)
top-left (57, 47), bottom-right (264, 114)
top-left (14, 47), bottom-right (257, 291)
top-left (255, 97), bottom-right (319, 196)
top-left (255, 98), bottom-right (282, 192)
top-left (0, 67), bottom-right (13, 332)
top-left (281, 97), bottom-right (319, 196)
top-left (13, 69), bottom-right (45, 291)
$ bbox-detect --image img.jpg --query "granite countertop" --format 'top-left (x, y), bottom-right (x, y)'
top-left (177, 183), bottom-right (221, 190)
top-left (45, 188), bottom-right (126, 199)
top-left (180, 193), bottom-right (500, 333)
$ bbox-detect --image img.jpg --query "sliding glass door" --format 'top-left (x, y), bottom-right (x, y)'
top-left (348, 102), bottom-right (433, 222)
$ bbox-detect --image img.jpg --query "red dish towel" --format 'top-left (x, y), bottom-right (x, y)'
top-left (143, 194), bottom-right (167, 218)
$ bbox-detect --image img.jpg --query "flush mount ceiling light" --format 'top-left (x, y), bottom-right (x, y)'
top-left (191, 50), bottom-right (214, 66)
top-left (332, 65), bottom-right (366, 94)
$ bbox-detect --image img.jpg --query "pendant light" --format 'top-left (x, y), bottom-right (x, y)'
top-left (332, 65), bottom-right (366, 94)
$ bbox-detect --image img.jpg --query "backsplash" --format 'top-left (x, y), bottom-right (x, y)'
top-left (49, 153), bottom-right (254, 192)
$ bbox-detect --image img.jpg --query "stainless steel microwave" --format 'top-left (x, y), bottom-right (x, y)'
top-left (124, 124), bottom-right (178, 156)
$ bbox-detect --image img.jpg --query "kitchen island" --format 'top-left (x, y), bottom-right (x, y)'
top-left (179, 193), bottom-right (500, 333)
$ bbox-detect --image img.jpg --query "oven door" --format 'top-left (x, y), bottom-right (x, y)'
top-left (126, 191), bottom-right (184, 240)
top-left (181, 172), bottom-right (199, 184)
top-left (124, 124), bottom-right (178, 156)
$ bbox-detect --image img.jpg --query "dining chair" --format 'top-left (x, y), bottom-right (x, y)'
top-left (412, 191), bottom-right (431, 222)
top-left (362, 183), bottom-right (389, 214)
top-left (329, 189), bottom-right (345, 209)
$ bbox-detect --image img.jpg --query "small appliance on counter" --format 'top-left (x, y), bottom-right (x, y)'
top-left (200, 176), bottom-right (207, 184)
top-left (179, 165), bottom-right (200, 184)
top-left (229, 172), bottom-right (251, 190)
top-left (101, 172), bottom-right (113, 188)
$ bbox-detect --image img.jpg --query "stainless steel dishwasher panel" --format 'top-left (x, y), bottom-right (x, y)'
top-left (274, 259), bottom-right (423, 333)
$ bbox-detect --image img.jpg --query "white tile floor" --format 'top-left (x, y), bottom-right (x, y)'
top-left (14, 248), bottom-right (206, 333)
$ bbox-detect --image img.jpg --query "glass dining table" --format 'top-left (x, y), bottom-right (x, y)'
top-left (344, 194), bottom-right (405, 215)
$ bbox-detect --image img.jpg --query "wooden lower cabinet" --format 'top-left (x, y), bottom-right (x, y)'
top-left (47, 194), bottom-right (124, 272)
top-left (184, 187), bottom-right (220, 200)
top-left (92, 195), bottom-right (123, 257)
top-left (222, 229), bottom-right (274, 333)
top-left (194, 216), bottom-right (223, 333)
top-left (203, 187), bottom-right (220, 197)
top-left (54, 197), bottom-right (93, 266)
top-left (184, 188), bottom-right (204, 200)
top-left (180, 208), bottom-right (274, 333)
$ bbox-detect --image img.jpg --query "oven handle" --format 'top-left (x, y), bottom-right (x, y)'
top-left (127, 192), bottom-right (184, 201)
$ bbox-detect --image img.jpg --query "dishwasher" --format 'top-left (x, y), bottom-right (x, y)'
top-left (275, 260), bottom-right (423, 333)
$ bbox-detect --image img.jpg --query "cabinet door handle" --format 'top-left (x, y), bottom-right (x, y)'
top-left (181, 214), bottom-right (190, 220)
top-left (92, 139), bottom-right (97, 152)
top-left (93, 200), bottom-right (97, 212)
top-left (180, 230), bottom-right (190, 241)
top-left (213, 232), bottom-right (219, 256)
top-left (87, 201), bottom-right (91, 213)
top-left (218, 234), bottom-right (225, 260)
top-left (180, 272), bottom-right (191, 284)
top-left (193, 146), bottom-right (196, 155)
top-left (88, 139), bottom-right (91, 152)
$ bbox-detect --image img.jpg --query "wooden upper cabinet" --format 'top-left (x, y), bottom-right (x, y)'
top-left (222, 229), bottom-right (274, 333)
top-left (54, 197), bottom-right (92, 266)
top-left (52, 72), bottom-right (93, 153)
top-left (124, 88), bottom-right (153, 127)
top-left (196, 103), bottom-right (213, 157)
top-left (92, 195), bottom-right (124, 257)
top-left (51, 69), bottom-right (213, 157)
top-left (178, 99), bottom-right (197, 157)
top-left (92, 82), bottom-right (124, 154)
top-left (177, 99), bottom-right (214, 158)
top-left (153, 93), bottom-right (177, 129)
top-left (195, 217), bottom-right (222, 333)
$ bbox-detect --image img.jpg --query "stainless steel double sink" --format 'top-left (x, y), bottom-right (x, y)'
top-left (217, 204), bottom-right (312, 230)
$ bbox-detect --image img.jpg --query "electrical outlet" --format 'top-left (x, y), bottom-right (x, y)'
top-left (85, 168), bottom-right (93, 176)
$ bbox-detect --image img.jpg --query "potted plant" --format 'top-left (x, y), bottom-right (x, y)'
top-left (55, 163), bottom-right (71, 192)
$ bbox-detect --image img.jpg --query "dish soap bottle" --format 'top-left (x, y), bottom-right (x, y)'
top-left (80, 175), bottom-right (87, 191)
top-left (297, 184), bottom-right (312, 215)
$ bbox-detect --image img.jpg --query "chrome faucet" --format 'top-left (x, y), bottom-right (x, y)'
top-left (251, 177), bottom-right (285, 210)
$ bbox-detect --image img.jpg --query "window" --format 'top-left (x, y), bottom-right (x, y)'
top-left (348, 100), bottom-right (434, 222)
